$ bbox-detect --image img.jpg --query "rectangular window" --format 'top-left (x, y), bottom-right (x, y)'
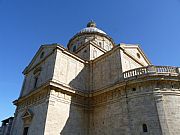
top-left (34, 76), bottom-right (38, 88)
top-left (23, 127), bottom-right (29, 135)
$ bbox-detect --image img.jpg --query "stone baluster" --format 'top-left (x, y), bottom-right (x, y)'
top-left (147, 65), bottom-right (156, 74)
top-left (176, 67), bottom-right (180, 74)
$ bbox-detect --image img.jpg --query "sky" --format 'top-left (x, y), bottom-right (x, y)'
top-left (0, 0), bottom-right (180, 123)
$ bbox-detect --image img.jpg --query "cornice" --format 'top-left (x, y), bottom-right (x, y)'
top-left (91, 74), bottom-right (180, 96)
top-left (13, 74), bottom-right (180, 110)
top-left (13, 79), bottom-right (89, 106)
top-left (14, 73), bottom-right (180, 105)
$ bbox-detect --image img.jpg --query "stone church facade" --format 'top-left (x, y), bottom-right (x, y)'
top-left (10, 21), bottom-right (180, 135)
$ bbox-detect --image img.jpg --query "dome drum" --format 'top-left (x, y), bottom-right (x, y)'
top-left (67, 21), bottom-right (115, 51)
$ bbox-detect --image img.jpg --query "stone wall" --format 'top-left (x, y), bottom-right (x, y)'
top-left (44, 89), bottom-right (89, 135)
top-left (92, 48), bottom-right (122, 90)
top-left (162, 95), bottom-right (180, 134)
top-left (125, 82), bottom-right (162, 135)
top-left (155, 80), bottom-right (180, 134)
top-left (90, 81), bottom-right (163, 135)
top-left (89, 91), bottom-right (130, 135)
top-left (76, 44), bottom-right (90, 60)
top-left (11, 89), bottom-right (49, 135)
top-left (89, 44), bottom-right (105, 60)
top-left (52, 49), bottom-right (89, 91)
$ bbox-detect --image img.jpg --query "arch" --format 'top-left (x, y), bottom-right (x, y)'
top-left (142, 123), bottom-right (148, 132)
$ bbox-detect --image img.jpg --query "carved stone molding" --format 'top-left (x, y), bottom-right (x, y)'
top-left (22, 108), bottom-right (33, 127)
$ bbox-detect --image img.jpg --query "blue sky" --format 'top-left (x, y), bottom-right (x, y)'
top-left (0, 0), bottom-right (180, 122)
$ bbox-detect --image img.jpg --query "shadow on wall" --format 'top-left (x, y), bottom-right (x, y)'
top-left (59, 66), bottom-right (90, 135)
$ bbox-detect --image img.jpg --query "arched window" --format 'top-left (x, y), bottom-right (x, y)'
top-left (73, 45), bottom-right (76, 52)
top-left (142, 124), bottom-right (148, 132)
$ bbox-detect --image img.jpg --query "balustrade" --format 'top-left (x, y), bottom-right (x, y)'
top-left (123, 65), bottom-right (179, 79)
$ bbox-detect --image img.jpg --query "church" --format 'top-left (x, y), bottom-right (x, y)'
top-left (9, 21), bottom-right (180, 135)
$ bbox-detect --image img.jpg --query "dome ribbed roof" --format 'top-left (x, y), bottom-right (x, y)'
top-left (79, 27), bottom-right (106, 35)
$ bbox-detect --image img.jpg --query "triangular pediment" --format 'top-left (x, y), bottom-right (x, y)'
top-left (23, 44), bottom-right (58, 74)
top-left (22, 109), bottom-right (33, 119)
top-left (120, 44), bottom-right (151, 66)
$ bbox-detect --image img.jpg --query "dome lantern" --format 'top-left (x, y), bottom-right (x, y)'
top-left (87, 20), bottom-right (96, 28)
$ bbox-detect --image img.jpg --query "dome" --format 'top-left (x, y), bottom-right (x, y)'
top-left (68, 21), bottom-right (115, 50)
top-left (79, 27), bottom-right (107, 35)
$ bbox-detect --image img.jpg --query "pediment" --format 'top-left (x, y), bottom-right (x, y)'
top-left (22, 109), bottom-right (33, 119)
top-left (23, 44), bottom-right (58, 74)
top-left (120, 44), bottom-right (151, 66)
